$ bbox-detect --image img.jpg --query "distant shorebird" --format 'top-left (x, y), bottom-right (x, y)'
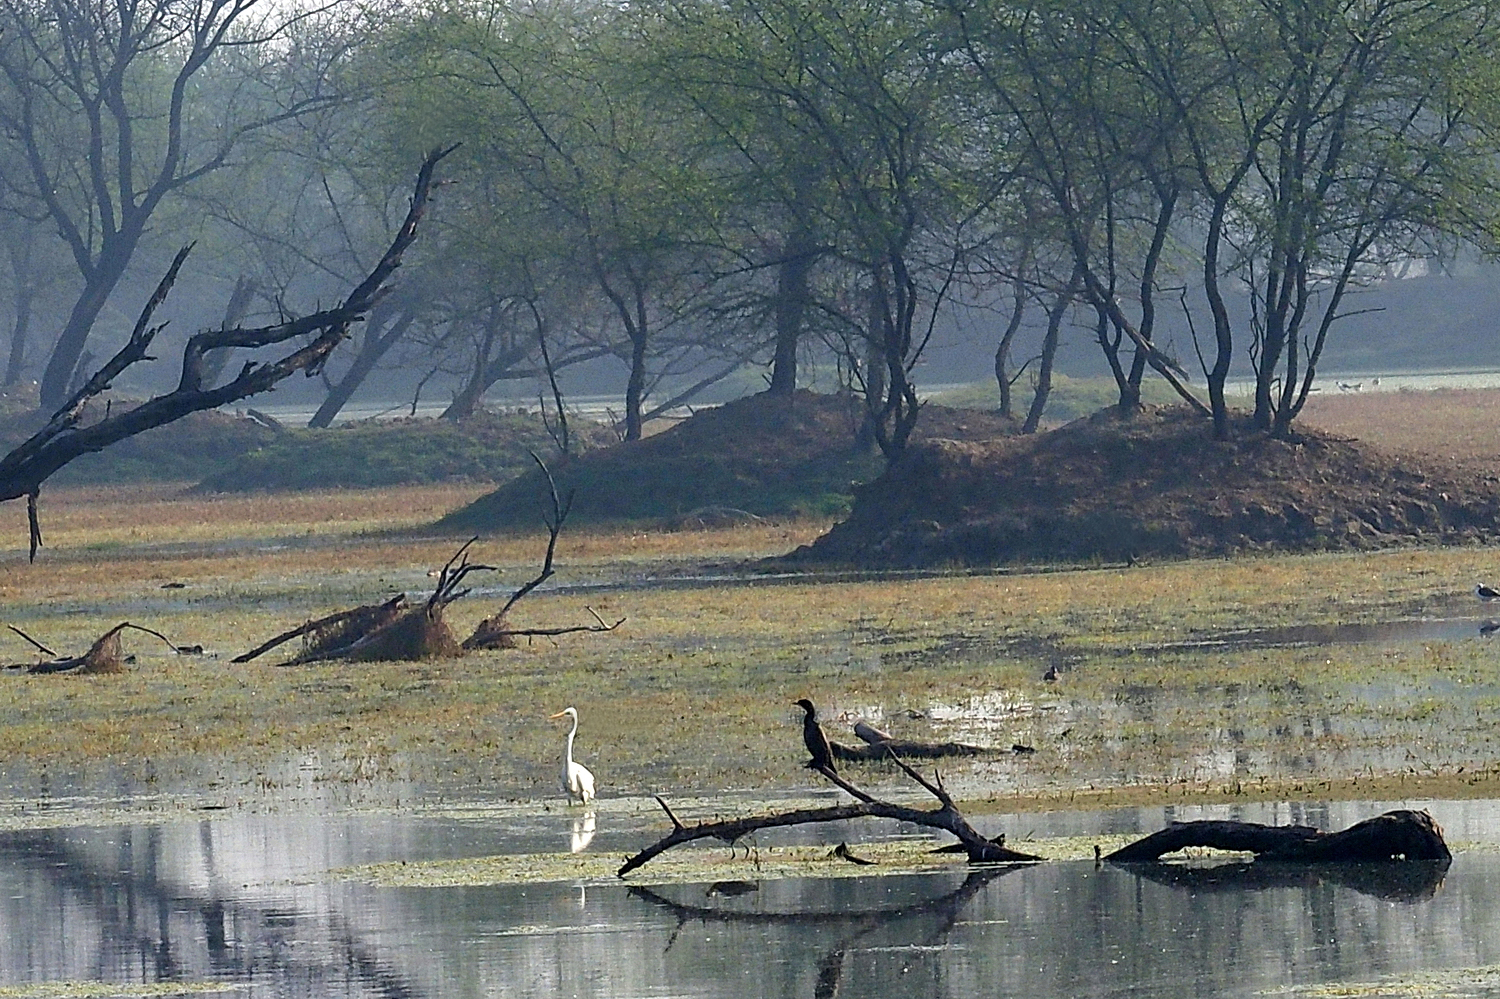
top-left (1476, 584), bottom-right (1500, 602)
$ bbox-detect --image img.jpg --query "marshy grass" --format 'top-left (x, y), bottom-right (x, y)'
top-left (0, 482), bottom-right (1498, 812)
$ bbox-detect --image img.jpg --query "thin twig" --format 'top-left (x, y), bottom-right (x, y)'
top-left (7, 624), bottom-right (55, 657)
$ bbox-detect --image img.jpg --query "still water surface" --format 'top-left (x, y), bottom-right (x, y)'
top-left (0, 799), bottom-right (1497, 998)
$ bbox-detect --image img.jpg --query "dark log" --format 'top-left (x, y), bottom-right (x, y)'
top-left (1106, 810), bottom-right (1451, 864)
top-left (618, 754), bottom-right (1041, 878)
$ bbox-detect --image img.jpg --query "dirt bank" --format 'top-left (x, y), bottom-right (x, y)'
top-left (784, 405), bottom-right (1500, 568)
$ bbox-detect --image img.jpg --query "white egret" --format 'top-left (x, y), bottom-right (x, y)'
top-left (548, 707), bottom-right (596, 804)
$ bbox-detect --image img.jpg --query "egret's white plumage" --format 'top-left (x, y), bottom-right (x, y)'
top-left (548, 707), bottom-right (596, 804)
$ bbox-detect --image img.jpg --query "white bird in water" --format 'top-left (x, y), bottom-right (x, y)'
top-left (548, 707), bottom-right (596, 804)
top-left (1476, 584), bottom-right (1500, 602)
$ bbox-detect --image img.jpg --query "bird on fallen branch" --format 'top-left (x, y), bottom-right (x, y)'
top-left (795, 698), bottom-right (836, 773)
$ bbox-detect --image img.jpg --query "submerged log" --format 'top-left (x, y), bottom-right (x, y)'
top-left (1121, 857), bottom-right (1449, 902)
top-left (1106, 810), bottom-right (1451, 864)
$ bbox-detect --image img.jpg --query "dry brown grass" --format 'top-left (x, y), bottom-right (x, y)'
top-left (1300, 387), bottom-right (1500, 466)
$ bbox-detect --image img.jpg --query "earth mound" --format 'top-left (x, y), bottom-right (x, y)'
top-left (440, 390), bottom-right (1018, 530)
top-left (783, 405), bottom-right (1500, 568)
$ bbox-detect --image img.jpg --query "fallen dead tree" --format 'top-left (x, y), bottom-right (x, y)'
top-left (1105, 809), bottom-right (1451, 864)
top-left (1, 147), bottom-right (454, 562)
top-left (233, 542), bottom-right (488, 665)
top-left (829, 718), bottom-right (993, 762)
top-left (7, 621), bottom-right (183, 674)
top-left (618, 754), bottom-right (1041, 878)
top-left (235, 461), bottom-right (622, 665)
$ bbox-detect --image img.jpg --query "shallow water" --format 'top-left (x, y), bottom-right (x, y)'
top-left (0, 799), bottom-right (1498, 998)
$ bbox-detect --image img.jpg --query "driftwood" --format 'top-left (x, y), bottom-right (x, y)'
top-left (231, 595), bottom-right (410, 664)
top-left (1106, 810), bottom-right (1451, 864)
top-left (1, 147), bottom-right (454, 562)
top-left (618, 753), bottom-right (1040, 878)
top-left (9, 621), bottom-right (181, 674)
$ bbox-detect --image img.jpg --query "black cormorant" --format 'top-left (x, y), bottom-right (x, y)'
top-left (795, 698), bottom-right (836, 773)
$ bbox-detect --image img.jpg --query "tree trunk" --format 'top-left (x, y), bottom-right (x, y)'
top-left (309, 307), bottom-right (415, 428)
top-left (1023, 268), bottom-right (1078, 434)
top-left (623, 324), bottom-right (648, 442)
top-left (440, 308), bottom-right (498, 424)
top-left (858, 288), bottom-right (886, 450)
top-left (768, 230), bottom-right (814, 398)
top-left (198, 276), bottom-right (259, 389)
top-left (5, 283), bottom-right (34, 387)
top-left (38, 228), bottom-right (140, 411)
top-left (1203, 194), bottom-right (1235, 441)
top-left (994, 272), bottom-right (1026, 418)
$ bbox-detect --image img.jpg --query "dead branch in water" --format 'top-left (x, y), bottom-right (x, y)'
top-left (618, 751), bottom-right (1040, 878)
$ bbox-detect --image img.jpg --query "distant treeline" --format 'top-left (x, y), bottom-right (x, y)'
top-left (2, 0), bottom-right (1498, 450)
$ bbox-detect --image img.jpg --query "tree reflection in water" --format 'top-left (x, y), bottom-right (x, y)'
top-left (630, 864), bottom-right (1027, 998)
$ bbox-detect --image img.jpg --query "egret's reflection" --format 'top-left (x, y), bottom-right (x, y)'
top-left (570, 810), bottom-right (597, 853)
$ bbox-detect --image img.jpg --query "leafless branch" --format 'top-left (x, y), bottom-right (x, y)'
top-left (0, 146), bottom-right (457, 560)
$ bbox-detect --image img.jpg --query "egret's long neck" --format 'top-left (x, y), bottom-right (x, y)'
top-left (564, 717), bottom-right (578, 764)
